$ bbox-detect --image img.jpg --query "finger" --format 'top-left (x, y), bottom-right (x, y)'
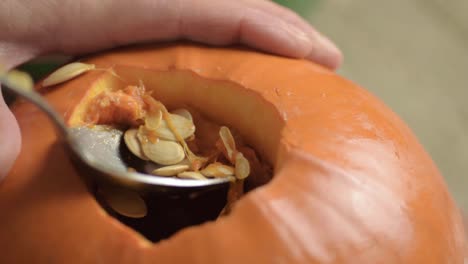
top-left (0, 89), bottom-right (21, 181)
top-left (177, 1), bottom-right (342, 69)
top-left (30, 0), bottom-right (341, 69)
top-left (0, 42), bottom-right (43, 181)
top-left (238, 0), bottom-right (342, 69)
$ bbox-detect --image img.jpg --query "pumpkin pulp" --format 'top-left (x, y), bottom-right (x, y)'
top-left (65, 67), bottom-right (275, 241)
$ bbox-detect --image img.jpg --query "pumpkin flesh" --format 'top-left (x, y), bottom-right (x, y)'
top-left (0, 44), bottom-right (465, 263)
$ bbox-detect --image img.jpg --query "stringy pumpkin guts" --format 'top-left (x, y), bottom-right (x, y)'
top-left (83, 82), bottom-right (272, 214)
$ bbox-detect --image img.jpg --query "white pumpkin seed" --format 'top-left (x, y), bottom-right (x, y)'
top-left (145, 109), bottom-right (163, 130)
top-left (141, 139), bottom-right (185, 165)
top-left (156, 103), bottom-right (207, 170)
top-left (177, 171), bottom-right (207, 180)
top-left (171, 108), bottom-right (193, 121)
top-left (235, 152), bottom-right (250, 180)
top-left (100, 186), bottom-right (147, 218)
top-left (200, 162), bottom-right (235, 178)
top-left (136, 125), bottom-right (150, 144)
top-left (219, 126), bottom-right (236, 162)
top-left (2, 70), bottom-right (34, 91)
top-left (42, 62), bottom-right (95, 87)
top-left (124, 128), bottom-right (149, 160)
top-left (226, 175), bottom-right (237, 182)
top-left (155, 113), bottom-right (195, 141)
top-left (152, 164), bottom-right (190, 176)
top-left (177, 159), bottom-right (192, 166)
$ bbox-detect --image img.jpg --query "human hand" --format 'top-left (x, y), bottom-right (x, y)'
top-left (0, 0), bottom-right (342, 180)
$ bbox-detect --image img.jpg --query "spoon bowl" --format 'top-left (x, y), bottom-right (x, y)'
top-left (1, 77), bottom-right (230, 195)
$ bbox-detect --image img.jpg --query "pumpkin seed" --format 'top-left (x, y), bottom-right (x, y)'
top-left (42, 62), bottom-right (95, 87)
top-left (1, 70), bottom-right (34, 91)
top-left (145, 109), bottom-right (162, 130)
top-left (219, 126), bottom-right (236, 163)
top-left (235, 152), bottom-right (250, 180)
top-left (177, 159), bottom-right (192, 166)
top-left (100, 186), bottom-right (147, 218)
top-left (171, 108), bottom-right (193, 121)
top-left (150, 99), bottom-right (207, 170)
top-left (177, 171), bottom-right (207, 180)
top-left (124, 128), bottom-right (149, 160)
top-left (155, 113), bottom-right (195, 141)
top-left (141, 138), bottom-right (185, 165)
top-left (152, 164), bottom-right (190, 176)
top-left (226, 175), bottom-right (237, 182)
top-left (200, 162), bottom-right (235, 178)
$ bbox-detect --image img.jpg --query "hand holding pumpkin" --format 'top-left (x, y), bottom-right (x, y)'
top-left (0, 0), bottom-right (342, 180)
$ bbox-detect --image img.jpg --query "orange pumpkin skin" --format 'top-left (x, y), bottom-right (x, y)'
top-left (0, 43), bottom-right (465, 263)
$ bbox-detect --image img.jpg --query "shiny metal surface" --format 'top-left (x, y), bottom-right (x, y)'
top-left (2, 82), bottom-right (230, 194)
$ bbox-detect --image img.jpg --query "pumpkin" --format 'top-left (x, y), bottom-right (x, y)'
top-left (0, 43), bottom-right (465, 263)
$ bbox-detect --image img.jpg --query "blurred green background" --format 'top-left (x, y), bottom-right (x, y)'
top-left (16, 0), bottom-right (468, 210)
top-left (273, 0), bottom-right (320, 17)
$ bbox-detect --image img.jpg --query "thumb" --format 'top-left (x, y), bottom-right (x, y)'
top-left (0, 42), bottom-right (42, 181)
top-left (0, 88), bottom-right (21, 181)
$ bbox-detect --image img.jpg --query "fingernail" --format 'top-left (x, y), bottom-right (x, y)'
top-left (281, 23), bottom-right (343, 69)
top-left (306, 32), bottom-right (343, 70)
top-left (281, 23), bottom-right (315, 53)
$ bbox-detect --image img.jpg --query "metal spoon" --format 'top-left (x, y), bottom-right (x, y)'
top-left (1, 77), bottom-right (230, 194)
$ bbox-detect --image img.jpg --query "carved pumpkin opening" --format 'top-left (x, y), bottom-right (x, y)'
top-left (67, 67), bottom-right (281, 242)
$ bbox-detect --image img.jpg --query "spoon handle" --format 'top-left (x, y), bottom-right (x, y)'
top-left (0, 72), bottom-right (69, 137)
